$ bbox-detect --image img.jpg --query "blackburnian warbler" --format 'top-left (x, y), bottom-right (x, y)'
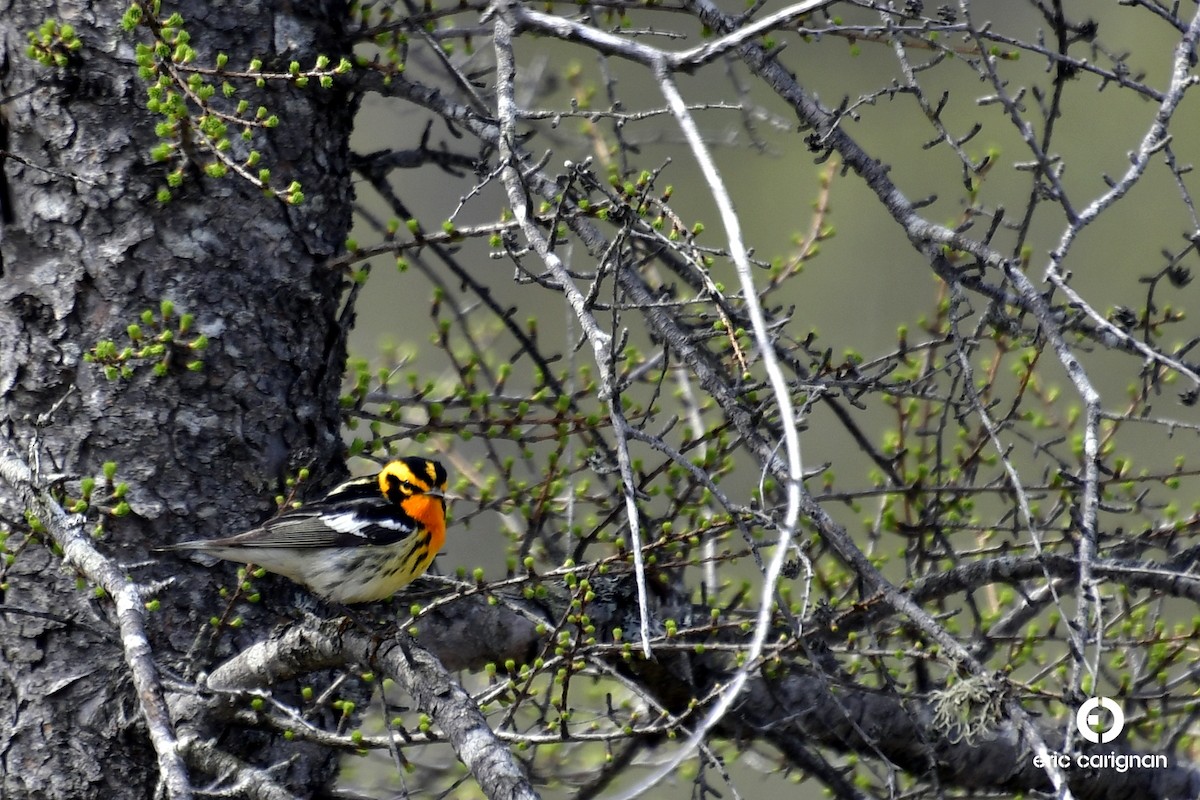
top-left (159, 457), bottom-right (449, 603)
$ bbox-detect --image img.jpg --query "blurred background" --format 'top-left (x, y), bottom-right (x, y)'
top-left (336, 1), bottom-right (1200, 796)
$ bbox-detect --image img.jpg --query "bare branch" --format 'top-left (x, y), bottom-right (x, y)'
top-left (0, 447), bottom-right (192, 800)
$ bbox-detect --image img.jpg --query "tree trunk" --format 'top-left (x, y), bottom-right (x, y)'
top-left (0, 2), bottom-right (354, 796)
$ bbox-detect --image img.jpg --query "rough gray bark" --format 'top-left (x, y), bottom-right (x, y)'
top-left (0, 2), bottom-right (354, 797)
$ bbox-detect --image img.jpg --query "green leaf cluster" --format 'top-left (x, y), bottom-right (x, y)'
top-left (84, 299), bottom-right (208, 380)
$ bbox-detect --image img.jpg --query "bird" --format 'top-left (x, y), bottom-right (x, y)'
top-left (158, 457), bottom-right (449, 603)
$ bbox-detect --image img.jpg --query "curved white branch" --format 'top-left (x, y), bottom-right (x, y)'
top-left (607, 57), bottom-right (807, 800)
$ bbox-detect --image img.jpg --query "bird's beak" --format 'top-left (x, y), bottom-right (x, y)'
top-left (424, 488), bottom-right (446, 499)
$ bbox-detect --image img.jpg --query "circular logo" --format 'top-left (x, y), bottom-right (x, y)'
top-left (1076, 697), bottom-right (1124, 744)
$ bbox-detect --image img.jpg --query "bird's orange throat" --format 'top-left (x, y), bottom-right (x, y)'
top-left (404, 495), bottom-right (447, 551)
